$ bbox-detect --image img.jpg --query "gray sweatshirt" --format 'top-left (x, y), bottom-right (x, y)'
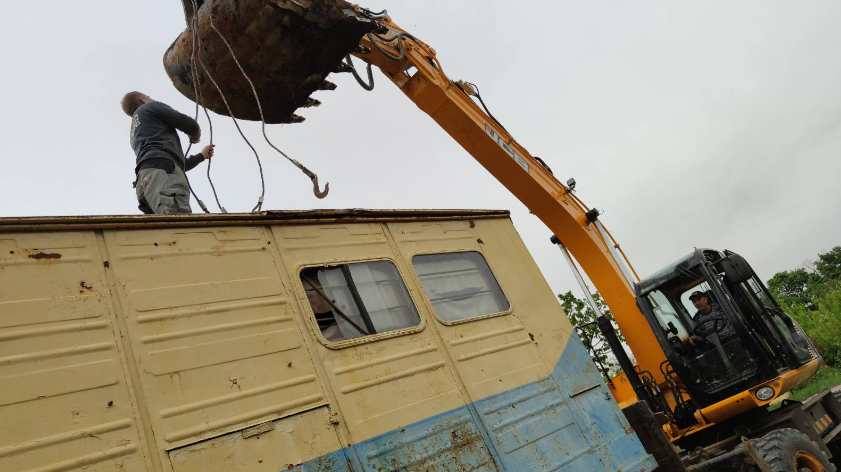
top-left (130, 101), bottom-right (204, 172)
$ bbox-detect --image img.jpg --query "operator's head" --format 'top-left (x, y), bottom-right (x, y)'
top-left (121, 91), bottom-right (152, 117)
top-left (689, 291), bottom-right (711, 311)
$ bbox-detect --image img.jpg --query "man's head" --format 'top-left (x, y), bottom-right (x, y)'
top-left (689, 290), bottom-right (711, 312)
top-left (121, 91), bottom-right (152, 117)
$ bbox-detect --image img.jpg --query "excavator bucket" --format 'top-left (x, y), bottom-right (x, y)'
top-left (164, 0), bottom-right (376, 124)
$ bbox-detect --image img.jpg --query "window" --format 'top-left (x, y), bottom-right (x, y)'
top-left (301, 261), bottom-right (421, 343)
top-left (746, 278), bottom-right (775, 310)
top-left (412, 252), bottom-right (510, 323)
top-left (647, 290), bottom-right (689, 340)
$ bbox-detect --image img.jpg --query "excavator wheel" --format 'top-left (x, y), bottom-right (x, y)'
top-left (164, 0), bottom-right (377, 124)
top-left (746, 428), bottom-right (835, 472)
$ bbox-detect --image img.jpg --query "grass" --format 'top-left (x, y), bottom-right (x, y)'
top-left (788, 365), bottom-right (841, 402)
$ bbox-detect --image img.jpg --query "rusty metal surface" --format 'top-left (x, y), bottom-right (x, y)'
top-left (0, 231), bottom-right (150, 472)
top-left (164, 0), bottom-right (376, 123)
top-left (0, 209), bottom-right (510, 233)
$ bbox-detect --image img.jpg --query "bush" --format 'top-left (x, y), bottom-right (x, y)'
top-left (784, 285), bottom-right (841, 366)
top-left (768, 247), bottom-right (841, 366)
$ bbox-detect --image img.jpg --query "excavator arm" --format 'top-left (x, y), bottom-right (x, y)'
top-left (351, 14), bottom-right (667, 390)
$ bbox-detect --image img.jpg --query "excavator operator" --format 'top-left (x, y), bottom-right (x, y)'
top-left (121, 91), bottom-right (215, 215)
top-left (687, 290), bottom-right (736, 346)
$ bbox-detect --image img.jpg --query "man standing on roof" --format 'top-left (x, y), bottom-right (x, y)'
top-left (121, 91), bottom-right (215, 214)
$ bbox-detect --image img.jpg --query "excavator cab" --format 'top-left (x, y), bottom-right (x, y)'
top-left (636, 249), bottom-right (818, 415)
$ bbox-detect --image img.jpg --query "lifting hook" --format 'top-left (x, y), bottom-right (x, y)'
top-left (295, 162), bottom-right (329, 199)
top-left (311, 174), bottom-right (330, 199)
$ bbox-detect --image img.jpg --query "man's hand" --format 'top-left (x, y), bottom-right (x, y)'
top-left (190, 134), bottom-right (201, 144)
top-left (201, 144), bottom-right (215, 160)
top-left (688, 335), bottom-right (702, 345)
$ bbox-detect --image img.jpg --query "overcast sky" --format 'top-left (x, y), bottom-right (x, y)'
top-left (1, 1), bottom-right (839, 299)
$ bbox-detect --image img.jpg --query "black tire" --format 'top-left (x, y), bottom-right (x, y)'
top-left (748, 428), bottom-right (835, 472)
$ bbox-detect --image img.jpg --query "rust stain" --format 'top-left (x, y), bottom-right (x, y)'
top-left (80, 281), bottom-right (93, 291)
top-left (528, 332), bottom-right (535, 342)
top-left (477, 238), bottom-right (484, 245)
top-left (469, 220), bottom-right (476, 228)
top-left (28, 252), bottom-right (61, 259)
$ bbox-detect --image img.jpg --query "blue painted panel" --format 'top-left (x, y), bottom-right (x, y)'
top-left (353, 406), bottom-right (498, 472)
top-left (299, 334), bottom-right (656, 471)
top-left (293, 448), bottom-right (354, 472)
top-left (476, 378), bottom-right (590, 470)
top-left (472, 334), bottom-right (653, 472)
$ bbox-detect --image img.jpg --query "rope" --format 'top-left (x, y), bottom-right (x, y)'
top-left (205, 0), bottom-right (329, 201)
top-left (183, 2), bottom-right (210, 213)
top-left (189, 0), bottom-right (266, 212)
top-left (189, 0), bottom-right (227, 212)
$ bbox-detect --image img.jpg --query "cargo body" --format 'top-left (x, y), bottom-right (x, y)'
top-left (0, 210), bottom-right (655, 472)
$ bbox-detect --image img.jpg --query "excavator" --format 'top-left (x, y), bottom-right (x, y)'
top-left (162, 1), bottom-right (841, 470)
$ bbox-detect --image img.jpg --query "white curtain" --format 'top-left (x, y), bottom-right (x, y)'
top-left (314, 261), bottom-right (420, 340)
top-left (413, 252), bottom-right (509, 322)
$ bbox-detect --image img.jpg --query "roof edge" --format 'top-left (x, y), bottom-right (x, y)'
top-left (0, 209), bottom-right (511, 232)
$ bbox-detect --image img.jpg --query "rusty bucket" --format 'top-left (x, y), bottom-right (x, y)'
top-left (164, 0), bottom-right (376, 124)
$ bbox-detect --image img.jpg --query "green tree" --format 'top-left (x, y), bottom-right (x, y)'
top-left (768, 246), bottom-right (841, 365)
top-left (767, 268), bottom-right (821, 309)
top-left (557, 290), bottom-right (629, 378)
top-left (767, 246), bottom-right (841, 310)
top-left (816, 247), bottom-right (841, 288)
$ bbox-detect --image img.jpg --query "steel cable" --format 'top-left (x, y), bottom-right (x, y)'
top-left (189, 0), bottom-right (227, 212)
top-left (183, 0), bottom-right (210, 213)
top-left (205, 0), bottom-right (329, 203)
top-left (188, 0), bottom-right (267, 212)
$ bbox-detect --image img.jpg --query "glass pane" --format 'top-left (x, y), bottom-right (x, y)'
top-left (746, 279), bottom-right (775, 310)
top-left (301, 261), bottom-right (420, 343)
top-left (647, 291), bottom-right (689, 340)
top-left (412, 252), bottom-right (510, 322)
top-left (348, 261), bottom-right (420, 333)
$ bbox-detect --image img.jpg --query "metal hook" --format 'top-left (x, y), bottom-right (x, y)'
top-left (312, 175), bottom-right (329, 199)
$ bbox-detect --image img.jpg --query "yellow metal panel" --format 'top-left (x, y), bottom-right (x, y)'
top-left (388, 218), bottom-right (571, 401)
top-left (272, 222), bottom-right (470, 443)
top-left (102, 227), bottom-right (327, 451)
top-left (167, 407), bottom-right (346, 472)
top-left (0, 232), bottom-right (149, 472)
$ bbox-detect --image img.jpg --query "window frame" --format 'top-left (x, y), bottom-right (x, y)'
top-left (297, 257), bottom-right (427, 349)
top-left (410, 250), bottom-right (513, 326)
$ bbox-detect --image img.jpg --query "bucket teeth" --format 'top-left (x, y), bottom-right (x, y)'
top-left (289, 114), bottom-right (306, 123)
top-left (318, 80), bottom-right (338, 91)
top-left (303, 98), bottom-right (322, 108)
top-left (304, 73), bottom-right (324, 85)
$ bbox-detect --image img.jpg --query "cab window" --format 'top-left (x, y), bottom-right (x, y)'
top-left (412, 251), bottom-right (510, 322)
top-left (301, 261), bottom-right (421, 343)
